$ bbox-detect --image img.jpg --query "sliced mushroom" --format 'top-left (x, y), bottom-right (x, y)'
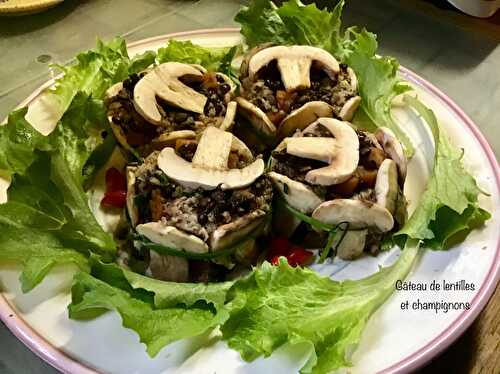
top-left (126, 166), bottom-right (139, 227)
top-left (105, 82), bottom-right (134, 152)
top-left (375, 159), bottom-right (398, 215)
top-left (230, 134), bottom-right (254, 162)
top-left (151, 130), bottom-right (196, 149)
top-left (339, 96), bottom-right (361, 122)
top-left (301, 118), bottom-right (359, 186)
top-left (285, 137), bottom-right (336, 164)
top-left (192, 126), bottom-right (234, 169)
top-left (137, 221), bottom-right (209, 253)
top-left (219, 101), bottom-right (237, 131)
top-left (375, 127), bottom-right (407, 183)
top-left (157, 126), bottom-right (264, 190)
top-left (347, 67), bottom-right (358, 91)
top-left (105, 81), bottom-right (123, 99)
top-left (278, 101), bottom-right (334, 139)
top-left (239, 43), bottom-right (274, 82)
top-left (248, 45), bottom-right (340, 92)
top-left (210, 209), bottom-right (267, 250)
top-left (146, 250), bottom-right (189, 282)
top-left (133, 62), bottom-right (207, 125)
top-left (334, 229), bottom-right (368, 261)
top-left (312, 199), bottom-right (394, 232)
top-left (158, 148), bottom-right (264, 190)
top-left (216, 73), bottom-right (237, 102)
top-left (235, 97), bottom-right (277, 139)
top-left (268, 172), bottom-right (324, 214)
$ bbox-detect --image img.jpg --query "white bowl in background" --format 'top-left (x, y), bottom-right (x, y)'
top-left (448, 0), bottom-right (500, 18)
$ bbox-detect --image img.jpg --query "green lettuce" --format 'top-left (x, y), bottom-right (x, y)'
top-left (0, 38), bottom-right (157, 289)
top-left (235, 0), bottom-right (489, 249)
top-left (0, 94), bottom-right (116, 290)
top-left (24, 38), bottom-right (155, 134)
top-left (222, 242), bottom-right (418, 374)
top-left (68, 242), bottom-right (419, 372)
top-left (396, 96), bottom-right (490, 248)
top-left (69, 258), bottom-right (233, 356)
top-left (157, 40), bottom-right (239, 80)
top-left (0, 225), bottom-right (89, 292)
top-left (235, 0), bottom-right (414, 156)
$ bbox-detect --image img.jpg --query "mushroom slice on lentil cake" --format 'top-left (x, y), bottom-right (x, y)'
top-left (126, 127), bottom-right (273, 282)
top-left (235, 45), bottom-right (361, 147)
top-left (105, 62), bottom-right (237, 157)
top-left (268, 117), bottom-right (407, 260)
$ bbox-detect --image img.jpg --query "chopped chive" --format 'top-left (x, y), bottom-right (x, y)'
top-left (278, 199), bottom-right (334, 231)
top-left (318, 230), bottom-right (337, 263)
top-left (318, 222), bottom-right (349, 264)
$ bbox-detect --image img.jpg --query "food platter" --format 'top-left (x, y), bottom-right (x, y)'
top-left (0, 29), bottom-right (498, 374)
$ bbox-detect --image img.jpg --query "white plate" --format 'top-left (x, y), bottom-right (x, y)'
top-left (0, 29), bottom-right (499, 374)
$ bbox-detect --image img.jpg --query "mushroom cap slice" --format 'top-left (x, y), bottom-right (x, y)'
top-left (133, 62), bottom-right (207, 125)
top-left (126, 166), bottom-right (139, 227)
top-left (268, 172), bottom-right (324, 214)
top-left (278, 101), bottom-right (334, 139)
top-left (137, 221), bottom-right (209, 254)
top-left (106, 82), bottom-right (134, 152)
top-left (146, 250), bottom-right (189, 282)
top-left (158, 148), bottom-right (264, 190)
top-left (105, 81), bottom-right (123, 99)
top-left (219, 101), bottom-right (237, 131)
top-left (312, 199), bottom-right (394, 232)
top-left (335, 230), bottom-right (368, 261)
top-left (285, 137), bottom-right (337, 164)
top-left (339, 96), bottom-right (361, 122)
top-left (216, 73), bottom-right (237, 102)
top-left (375, 127), bottom-right (407, 183)
top-left (248, 45), bottom-right (340, 92)
top-left (375, 159), bottom-right (399, 215)
top-left (192, 126), bottom-right (234, 169)
top-left (303, 118), bottom-right (359, 186)
top-left (347, 67), bottom-right (358, 91)
top-left (210, 209), bottom-right (267, 251)
top-left (151, 130), bottom-right (196, 149)
top-left (230, 134), bottom-right (254, 162)
top-left (235, 97), bottom-right (277, 139)
top-left (240, 43), bottom-right (275, 80)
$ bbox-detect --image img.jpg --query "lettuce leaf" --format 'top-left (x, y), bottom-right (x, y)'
top-left (221, 241), bottom-right (418, 374)
top-left (24, 38), bottom-right (155, 136)
top-left (0, 94), bottom-right (115, 290)
top-left (0, 38), bottom-right (154, 289)
top-left (68, 258), bottom-right (233, 356)
top-left (69, 271), bottom-right (229, 356)
top-left (68, 242), bottom-right (418, 372)
top-left (157, 40), bottom-right (239, 79)
top-left (235, 0), bottom-right (414, 156)
top-left (396, 96), bottom-right (490, 248)
top-left (0, 225), bottom-right (89, 292)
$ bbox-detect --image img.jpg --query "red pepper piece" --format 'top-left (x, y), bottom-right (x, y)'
top-left (287, 247), bottom-right (314, 267)
top-left (266, 236), bottom-right (292, 261)
top-left (101, 190), bottom-right (127, 209)
top-left (105, 167), bottom-right (127, 192)
top-left (270, 255), bottom-right (282, 266)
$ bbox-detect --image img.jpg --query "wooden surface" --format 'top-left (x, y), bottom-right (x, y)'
top-left (420, 283), bottom-right (500, 373)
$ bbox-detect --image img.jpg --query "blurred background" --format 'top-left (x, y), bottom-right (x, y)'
top-left (0, 1), bottom-right (499, 373)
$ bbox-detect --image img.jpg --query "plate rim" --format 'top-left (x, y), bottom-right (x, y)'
top-left (0, 27), bottom-right (498, 374)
